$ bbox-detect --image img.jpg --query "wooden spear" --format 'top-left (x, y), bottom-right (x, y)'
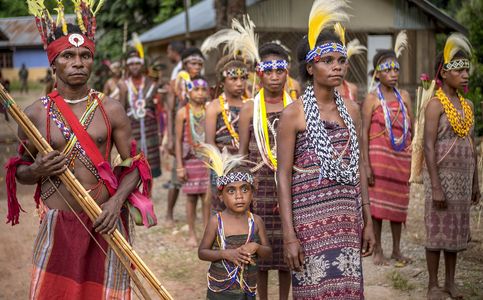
top-left (0, 84), bottom-right (173, 300)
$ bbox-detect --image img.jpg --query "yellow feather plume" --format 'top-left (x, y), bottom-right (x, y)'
top-left (27, 0), bottom-right (47, 17)
top-left (394, 30), bottom-right (408, 58)
top-left (443, 32), bottom-right (472, 64)
top-left (93, 0), bottom-right (106, 16)
top-left (346, 38), bottom-right (367, 59)
top-left (333, 22), bottom-right (346, 46)
top-left (308, 0), bottom-right (350, 50)
top-left (54, 1), bottom-right (68, 35)
top-left (131, 32), bottom-right (144, 60)
top-left (198, 143), bottom-right (246, 178)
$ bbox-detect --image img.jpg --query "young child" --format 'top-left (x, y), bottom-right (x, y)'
top-left (198, 144), bottom-right (272, 299)
top-left (175, 76), bottom-right (210, 246)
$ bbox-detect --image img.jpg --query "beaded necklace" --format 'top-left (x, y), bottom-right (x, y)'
top-left (376, 84), bottom-right (409, 151)
top-left (253, 88), bottom-right (292, 170)
top-left (207, 212), bottom-right (256, 296)
top-left (185, 103), bottom-right (205, 146)
top-left (435, 88), bottom-right (473, 137)
top-left (219, 94), bottom-right (242, 148)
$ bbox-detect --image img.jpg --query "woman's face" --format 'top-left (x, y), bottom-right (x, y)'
top-left (188, 86), bottom-right (208, 105)
top-left (441, 64), bottom-right (469, 90)
top-left (307, 50), bottom-right (347, 88)
top-left (223, 73), bottom-right (247, 98)
top-left (259, 54), bottom-right (288, 94)
top-left (375, 57), bottom-right (399, 88)
top-left (185, 60), bottom-right (203, 78)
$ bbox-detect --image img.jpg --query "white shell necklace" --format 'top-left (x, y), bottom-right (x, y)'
top-left (64, 95), bottom-right (89, 104)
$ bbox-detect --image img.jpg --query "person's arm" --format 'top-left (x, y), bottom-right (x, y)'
top-left (117, 81), bottom-right (128, 111)
top-left (238, 100), bottom-right (253, 156)
top-left (347, 99), bottom-right (375, 257)
top-left (16, 101), bottom-right (66, 184)
top-left (253, 214), bottom-right (272, 259)
top-left (468, 100), bottom-right (480, 205)
top-left (205, 99), bottom-right (219, 147)
top-left (174, 107), bottom-right (187, 182)
top-left (361, 93), bottom-right (376, 186)
top-left (198, 214), bottom-right (253, 266)
top-left (423, 98), bottom-right (446, 209)
top-left (401, 89), bottom-right (414, 137)
top-left (165, 85), bottom-right (176, 155)
top-left (103, 79), bottom-right (112, 95)
top-left (276, 101), bottom-right (304, 271)
top-left (93, 98), bottom-right (139, 234)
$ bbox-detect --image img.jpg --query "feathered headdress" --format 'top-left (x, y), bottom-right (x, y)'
top-left (333, 22), bottom-right (346, 47)
top-left (394, 30), bottom-right (408, 58)
top-left (131, 32), bottom-right (144, 60)
top-left (443, 33), bottom-right (472, 65)
top-left (307, 0), bottom-right (350, 50)
top-left (198, 143), bottom-right (253, 189)
top-left (27, 0), bottom-right (104, 64)
top-left (346, 38), bottom-right (367, 59)
top-left (201, 14), bottom-right (259, 64)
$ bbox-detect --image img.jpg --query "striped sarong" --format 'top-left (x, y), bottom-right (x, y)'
top-left (368, 104), bottom-right (411, 223)
top-left (131, 111), bottom-right (161, 178)
top-left (30, 208), bottom-right (131, 299)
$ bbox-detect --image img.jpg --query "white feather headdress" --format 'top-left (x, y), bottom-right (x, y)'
top-left (347, 39), bottom-right (367, 59)
top-left (201, 14), bottom-right (259, 63)
top-left (394, 30), bottom-right (408, 58)
top-left (198, 143), bottom-right (246, 178)
top-left (444, 32), bottom-right (472, 64)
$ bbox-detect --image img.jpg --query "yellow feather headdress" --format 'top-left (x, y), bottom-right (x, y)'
top-left (131, 32), bottom-right (144, 60)
top-left (394, 30), bottom-right (408, 58)
top-left (333, 23), bottom-right (346, 46)
top-left (198, 143), bottom-right (246, 178)
top-left (443, 32), bottom-right (472, 64)
top-left (201, 14), bottom-right (259, 64)
top-left (307, 0), bottom-right (350, 50)
top-left (346, 38), bottom-right (367, 59)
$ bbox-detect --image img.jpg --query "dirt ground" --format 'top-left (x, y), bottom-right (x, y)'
top-left (0, 89), bottom-right (482, 299)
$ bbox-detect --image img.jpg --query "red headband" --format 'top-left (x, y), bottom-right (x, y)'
top-left (46, 33), bottom-right (96, 64)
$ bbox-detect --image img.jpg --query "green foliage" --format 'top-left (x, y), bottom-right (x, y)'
top-left (0, 1), bottom-right (74, 17)
top-left (388, 270), bottom-right (414, 291)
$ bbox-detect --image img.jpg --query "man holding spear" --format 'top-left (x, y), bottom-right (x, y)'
top-left (4, 1), bottom-right (161, 298)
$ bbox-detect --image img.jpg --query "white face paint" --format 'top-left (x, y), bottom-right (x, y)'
top-left (68, 33), bottom-right (85, 47)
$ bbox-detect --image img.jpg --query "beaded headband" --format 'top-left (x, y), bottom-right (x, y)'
top-left (305, 42), bottom-right (347, 62)
top-left (443, 59), bottom-right (470, 71)
top-left (183, 55), bottom-right (204, 64)
top-left (127, 56), bottom-right (144, 65)
top-left (222, 67), bottom-right (248, 78)
top-left (216, 172), bottom-right (254, 189)
top-left (187, 79), bottom-right (208, 91)
top-left (256, 59), bottom-right (288, 72)
top-left (376, 60), bottom-right (400, 71)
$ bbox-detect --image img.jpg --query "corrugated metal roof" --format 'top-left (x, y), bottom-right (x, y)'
top-left (0, 15), bottom-right (76, 48)
top-left (139, 0), bottom-right (216, 44)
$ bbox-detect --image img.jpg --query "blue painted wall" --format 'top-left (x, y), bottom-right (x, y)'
top-left (13, 48), bottom-right (49, 68)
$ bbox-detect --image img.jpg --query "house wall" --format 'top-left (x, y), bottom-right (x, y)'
top-left (2, 67), bottom-right (48, 82)
top-left (13, 48), bottom-right (49, 68)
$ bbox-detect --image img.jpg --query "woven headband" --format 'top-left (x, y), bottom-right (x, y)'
top-left (443, 59), bottom-right (470, 71)
top-left (216, 172), bottom-right (254, 189)
top-left (183, 55), bottom-right (204, 63)
top-left (256, 59), bottom-right (288, 72)
top-left (187, 79), bottom-right (208, 91)
top-left (376, 60), bottom-right (400, 71)
top-left (127, 56), bottom-right (144, 65)
top-left (305, 42), bottom-right (347, 62)
top-left (222, 67), bottom-right (248, 78)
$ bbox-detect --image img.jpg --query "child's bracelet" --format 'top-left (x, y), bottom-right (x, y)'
top-left (284, 239), bottom-right (300, 245)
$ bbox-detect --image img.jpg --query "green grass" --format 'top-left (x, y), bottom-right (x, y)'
top-left (389, 270), bottom-right (414, 292)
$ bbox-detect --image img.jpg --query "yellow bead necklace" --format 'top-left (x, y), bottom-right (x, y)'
top-left (435, 88), bottom-right (473, 137)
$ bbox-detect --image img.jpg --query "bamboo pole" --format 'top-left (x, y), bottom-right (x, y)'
top-left (0, 84), bottom-right (173, 300)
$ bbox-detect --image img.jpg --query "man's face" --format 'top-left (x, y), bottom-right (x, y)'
top-left (53, 47), bottom-right (93, 86)
top-left (127, 61), bottom-right (143, 77)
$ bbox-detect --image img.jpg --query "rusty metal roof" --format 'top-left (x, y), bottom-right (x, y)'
top-left (0, 15), bottom-right (76, 48)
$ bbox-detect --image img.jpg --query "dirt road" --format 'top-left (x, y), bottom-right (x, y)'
top-left (0, 90), bottom-right (481, 299)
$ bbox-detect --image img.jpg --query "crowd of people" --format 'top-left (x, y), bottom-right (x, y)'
top-left (3, 0), bottom-right (481, 299)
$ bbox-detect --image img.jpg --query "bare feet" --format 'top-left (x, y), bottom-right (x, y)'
top-left (391, 253), bottom-right (412, 267)
top-left (444, 285), bottom-right (464, 299)
top-left (373, 250), bottom-right (389, 266)
top-left (187, 234), bottom-right (198, 247)
top-left (164, 218), bottom-right (175, 228)
top-left (427, 286), bottom-right (446, 300)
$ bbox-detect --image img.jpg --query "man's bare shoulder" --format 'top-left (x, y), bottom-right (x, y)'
top-left (24, 98), bottom-right (45, 123)
top-left (99, 94), bottom-right (128, 117)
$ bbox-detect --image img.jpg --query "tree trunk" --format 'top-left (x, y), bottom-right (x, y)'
top-left (214, 0), bottom-right (246, 29)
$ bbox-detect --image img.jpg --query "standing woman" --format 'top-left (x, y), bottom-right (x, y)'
top-left (238, 43), bottom-right (293, 300)
top-left (205, 56), bottom-right (249, 212)
top-left (277, 1), bottom-right (375, 298)
top-left (423, 33), bottom-right (479, 300)
top-left (361, 31), bottom-right (413, 266)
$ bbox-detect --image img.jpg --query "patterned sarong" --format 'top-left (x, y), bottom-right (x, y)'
top-left (248, 111), bottom-right (288, 271)
top-left (30, 208), bottom-right (131, 299)
top-left (368, 103), bottom-right (411, 223)
top-left (422, 109), bottom-right (474, 252)
top-left (131, 111), bottom-right (161, 177)
top-left (291, 124), bottom-right (363, 300)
